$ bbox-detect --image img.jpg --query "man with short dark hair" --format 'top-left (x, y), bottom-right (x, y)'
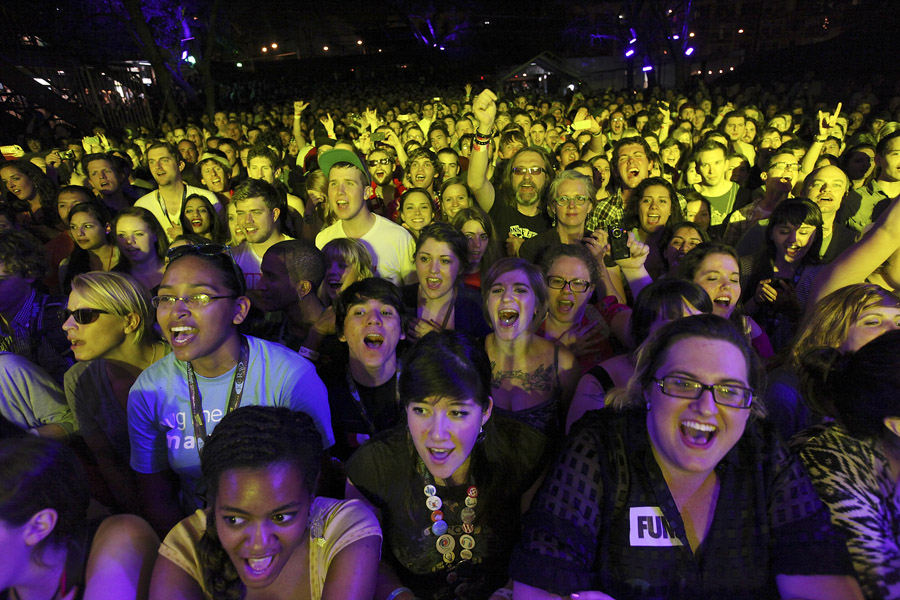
top-left (134, 142), bottom-right (219, 240)
top-left (845, 130), bottom-right (900, 232)
top-left (692, 139), bottom-right (751, 230)
top-left (586, 137), bottom-right (655, 231)
top-left (258, 240), bottom-right (326, 350)
top-left (232, 179), bottom-right (293, 291)
top-left (83, 153), bottom-right (133, 213)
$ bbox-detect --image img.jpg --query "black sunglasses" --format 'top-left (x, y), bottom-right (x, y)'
top-left (60, 307), bottom-right (110, 325)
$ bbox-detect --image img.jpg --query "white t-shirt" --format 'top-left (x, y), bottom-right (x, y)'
top-left (315, 214), bottom-right (416, 285)
top-left (232, 236), bottom-right (294, 291)
top-left (127, 335), bottom-right (333, 511)
top-left (135, 185), bottom-right (220, 241)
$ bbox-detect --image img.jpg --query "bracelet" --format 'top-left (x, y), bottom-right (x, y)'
top-left (591, 131), bottom-right (603, 137)
top-left (294, 115), bottom-right (302, 119)
top-left (814, 136), bottom-right (827, 142)
top-left (492, 588), bottom-right (514, 600)
top-left (473, 137), bottom-right (490, 146)
top-left (386, 587), bottom-right (414, 600)
top-left (475, 131), bottom-right (492, 141)
top-left (298, 346), bottom-right (320, 361)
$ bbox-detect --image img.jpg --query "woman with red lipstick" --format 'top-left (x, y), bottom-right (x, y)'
top-left (483, 257), bottom-right (579, 442)
top-left (59, 202), bottom-right (119, 293)
top-left (744, 199), bottom-right (826, 351)
top-left (346, 331), bottom-right (547, 600)
top-left (402, 222), bottom-right (490, 341)
top-left (511, 314), bottom-right (863, 600)
top-left (113, 207), bottom-right (169, 293)
top-left (63, 271), bottom-right (168, 515)
top-left (152, 406), bottom-right (381, 600)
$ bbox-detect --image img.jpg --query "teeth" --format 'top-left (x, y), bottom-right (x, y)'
top-left (683, 420), bottom-right (717, 432)
top-left (171, 326), bottom-right (196, 332)
top-left (247, 556), bottom-right (273, 573)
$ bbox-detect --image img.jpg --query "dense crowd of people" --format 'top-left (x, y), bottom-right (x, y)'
top-left (2, 76), bottom-right (900, 599)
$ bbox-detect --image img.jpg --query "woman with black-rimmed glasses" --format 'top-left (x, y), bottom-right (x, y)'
top-left (127, 243), bottom-right (334, 537)
top-left (511, 314), bottom-right (863, 600)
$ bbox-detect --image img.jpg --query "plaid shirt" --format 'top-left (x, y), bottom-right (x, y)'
top-left (586, 189), bottom-right (626, 230)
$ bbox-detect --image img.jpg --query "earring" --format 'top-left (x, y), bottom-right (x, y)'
top-left (476, 425), bottom-right (485, 444)
top-left (646, 400), bottom-right (651, 411)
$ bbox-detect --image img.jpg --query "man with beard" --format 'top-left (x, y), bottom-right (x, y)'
top-left (468, 89), bottom-right (553, 256)
top-left (365, 148), bottom-right (404, 220)
top-left (134, 142), bottom-right (219, 240)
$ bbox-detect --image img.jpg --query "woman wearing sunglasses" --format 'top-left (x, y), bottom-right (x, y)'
top-left (511, 314), bottom-right (862, 600)
top-left (127, 244), bottom-right (333, 538)
top-left (63, 271), bottom-right (168, 516)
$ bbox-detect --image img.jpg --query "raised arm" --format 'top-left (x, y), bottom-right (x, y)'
top-left (808, 195), bottom-right (900, 307)
top-left (800, 103), bottom-right (841, 183)
top-left (467, 89), bottom-right (498, 212)
top-left (293, 100), bottom-right (309, 147)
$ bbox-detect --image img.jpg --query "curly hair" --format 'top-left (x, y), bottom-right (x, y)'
top-left (197, 406), bottom-right (323, 600)
top-left (0, 160), bottom-right (60, 227)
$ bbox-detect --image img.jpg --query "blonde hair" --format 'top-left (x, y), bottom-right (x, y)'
top-left (789, 284), bottom-right (900, 369)
top-left (70, 272), bottom-right (155, 345)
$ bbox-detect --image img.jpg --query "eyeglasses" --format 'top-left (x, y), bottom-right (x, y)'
top-left (770, 162), bottom-right (800, 172)
top-left (554, 195), bottom-right (591, 206)
top-left (511, 166), bottom-right (547, 176)
top-left (546, 276), bottom-right (592, 293)
top-left (60, 307), bottom-right (110, 325)
top-left (653, 375), bottom-right (754, 409)
top-left (367, 158), bottom-right (392, 166)
top-left (165, 243), bottom-right (246, 297)
top-left (151, 294), bottom-right (237, 310)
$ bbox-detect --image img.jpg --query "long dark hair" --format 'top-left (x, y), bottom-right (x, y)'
top-left (1, 159), bottom-right (60, 227)
top-left (415, 221), bottom-right (470, 277)
top-left (197, 406), bottom-right (323, 600)
top-left (180, 194), bottom-right (227, 244)
top-left (63, 201), bottom-right (114, 293)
